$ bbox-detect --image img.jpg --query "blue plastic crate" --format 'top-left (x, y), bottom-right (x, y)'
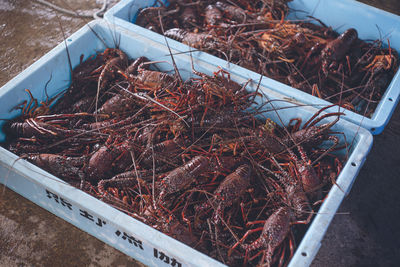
top-left (104, 0), bottom-right (400, 134)
top-left (0, 20), bottom-right (372, 267)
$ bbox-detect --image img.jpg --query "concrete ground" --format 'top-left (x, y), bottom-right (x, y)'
top-left (1, 0), bottom-right (400, 266)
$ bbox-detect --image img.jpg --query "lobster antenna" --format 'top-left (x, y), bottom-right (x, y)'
top-left (258, 79), bottom-right (296, 144)
top-left (86, 22), bottom-right (108, 48)
top-left (158, 10), bottom-right (183, 84)
top-left (44, 73), bottom-right (53, 102)
top-left (55, 15), bottom-right (73, 83)
top-left (105, 20), bottom-right (121, 49)
top-left (59, 0), bottom-right (109, 48)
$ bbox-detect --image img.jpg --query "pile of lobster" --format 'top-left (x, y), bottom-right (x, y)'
top-left (136, 0), bottom-right (398, 117)
top-left (2, 47), bottom-right (346, 266)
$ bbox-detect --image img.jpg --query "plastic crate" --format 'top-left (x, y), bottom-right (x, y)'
top-left (104, 0), bottom-right (400, 134)
top-left (0, 20), bottom-right (373, 267)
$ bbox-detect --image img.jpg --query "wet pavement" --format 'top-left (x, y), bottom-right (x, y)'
top-left (1, 0), bottom-right (400, 266)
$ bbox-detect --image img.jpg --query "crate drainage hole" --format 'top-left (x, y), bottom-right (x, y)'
top-left (351, 162), bottom-right (356, 167)
top-left (301, 252), bottom-right (307, 257)
top-left (67, 39), bottom-right (72, 42)
top-left (371, 128), bottom-right (376, 132)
